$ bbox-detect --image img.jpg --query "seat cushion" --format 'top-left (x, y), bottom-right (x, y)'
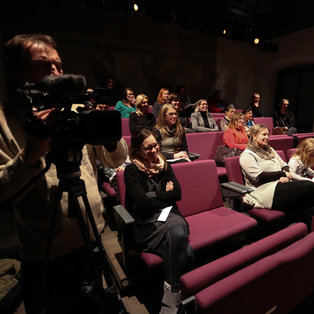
top-left (248, 208), bottom-right (286, 222)
top-left (186, 206), bottom-right (257, 251)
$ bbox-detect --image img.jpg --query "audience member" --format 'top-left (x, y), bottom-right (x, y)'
top-left (1, 34), bottom-right (128, 314)
top-left (249, 92), bottom-right (263, 117)
top-left (191, 99), bottom-right (219, 132)
top-left (273, 98), bottom-right (297, 135)
top-left (208, 90), bottom-right (225, 113)
top-left (220, 104), bottom-right (235, 132)
top-left (242, 106), bottom-right (255, 135)
top-left (115, 87), bottom-right (136, 118)
top-left (240, 124), bottom-right (314, 212)
top-left (124, 129), bottom-right (193, 313)
top-left (153, 87), bottom-right (170, 118)
top-left (168, 92), bottom-right (193, 133)
top-left (129, 94), bottom-right (156, 136)
top-left (288, 138), bottom-right (314, 181)
top-left (175, 84), bottom-right (192, 107)
top-left (223, 112), bottom-right (248, 150)
top-left (153, 104), bottom-right (191, 162)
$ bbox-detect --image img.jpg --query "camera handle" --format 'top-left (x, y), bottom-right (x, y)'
top-left (35, 153), bottom-right (126, 314)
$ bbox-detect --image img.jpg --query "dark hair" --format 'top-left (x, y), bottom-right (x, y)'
top-left (224, 104), bottom-right (235, 113)
top-left (4, 34), bottom-right (57, 73)
top-left (168, 92), bottom-right (179, 104)
top-left (122, 87), bottom-right (134, 104)
top-left (242, 106), bottom-right (253, 115)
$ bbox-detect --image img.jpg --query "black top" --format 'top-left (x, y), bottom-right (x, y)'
top-left (124, 163), bottom-right (186, 250)
top-left (129, 112), bottom-right (156, 136)
top-left (200, 111), bottom-right (210, 128)
top-left (250, 103), bottom-right (263, 117)
top-left (273, 110), bottom-right (296, 128)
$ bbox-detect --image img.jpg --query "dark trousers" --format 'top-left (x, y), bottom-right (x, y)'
top-left (154, 224), bottom-right (194, 292)
top-left (272, 180), bottom-right (314, 211)
top-left (20, 248), bottom-right (92, 314)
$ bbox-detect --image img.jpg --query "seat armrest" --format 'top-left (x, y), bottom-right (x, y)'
top-left (221, 182), bottom-right (253, 195)
top-left (113, 204), bottom-right (135, 228)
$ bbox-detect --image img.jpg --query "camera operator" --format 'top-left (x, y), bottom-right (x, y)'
top-left (0, 34), bottom-right (128, 313)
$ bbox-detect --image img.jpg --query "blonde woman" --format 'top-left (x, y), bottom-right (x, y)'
top-left (240, 124), bottom-right (314, 211)
top-left (129, 94), bottom-right (156, 136)
top-left (190, 99), bottom-right (219, 132)
top-left (223, 112), bottom-right (248, 150)
top-left (153, 104), bottom-right (191, 162)
top-left (288, 138), bottom-right (314, 181)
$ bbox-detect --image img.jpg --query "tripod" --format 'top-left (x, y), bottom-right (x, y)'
top-left (36, 145), bottom-right (126, 314)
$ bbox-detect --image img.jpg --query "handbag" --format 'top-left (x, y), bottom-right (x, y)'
top-left (214, 145), bottom-right (242, 166)
top-left (273, 121), bottom-right (288, 135)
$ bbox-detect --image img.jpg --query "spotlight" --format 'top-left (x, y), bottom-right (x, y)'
top-left (253, 37), bottom-right (260, 45)
top-left (222, 29), bottom-right (227, 35)
top-left (128, 0), bottom-right (145, 14)
top-left (133, 2), bottom-right (139, 11)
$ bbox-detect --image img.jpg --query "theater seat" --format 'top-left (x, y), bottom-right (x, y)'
top-left (286, 148), bottom-right (297, 161)
top-left (180, 222), bottom-right (307, 299)
top-left (224, 156), bottom-right (286, 223)
top-left (115, 160), bottom-right (257, 270)
top-left (192, 225), bottom-right (314, 314)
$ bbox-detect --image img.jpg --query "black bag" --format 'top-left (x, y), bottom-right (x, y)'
top-left (188, 152), bottom-right (200, 161)
top-left (214, 145), bottom-right (242, 166)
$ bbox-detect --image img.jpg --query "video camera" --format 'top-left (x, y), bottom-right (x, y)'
top-left (18, 74), bottom-right (121, 145)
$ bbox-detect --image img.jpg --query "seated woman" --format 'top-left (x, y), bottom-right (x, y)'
top-left (153, 87), bottom-right (170, 118)
top-left (220, 104), bottom-right (235, 132)
top-left (288, 138), bottom-right (314, 181)
top-left (153, 104), bottom-right (191, 162)
top-left (124, 129), bottom-right (193, 312)
top-left (115, 87), bottom-right (136, 118)
top-left (191, 99), bottom-right (219, 132)
top-left (242, 106), bottom-right (255, 136)
top-left (169, 93), bottom-right (193, 133)
top-left (240, 124), bottom-right (314, 212)
top-left (129, 94), bottom-right (156, 136)
top-left (223, 112), bottom-right (249, 150)
top-left (273, 98), bottom-right (297, 135)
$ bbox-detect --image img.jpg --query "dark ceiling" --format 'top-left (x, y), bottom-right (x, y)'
top-left (85, 0), bottom-right (314, 52)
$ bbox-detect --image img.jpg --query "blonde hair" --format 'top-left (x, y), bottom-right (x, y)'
top-left (135, 94), bottom-right (149, 114)
top-left (247, 124), bottom-right (268, 145)
top-left (155, 103), bottom-right (184, 138)
top-left (194, 99), bottom-right (207, 112)
top-left (292, 138), bottom-right (314, 168)
top-left (227, 112), bottom-right (247, 141)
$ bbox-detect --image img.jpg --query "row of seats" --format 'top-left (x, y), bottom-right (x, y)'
top-left (113, 159), bottom-right (314, 312)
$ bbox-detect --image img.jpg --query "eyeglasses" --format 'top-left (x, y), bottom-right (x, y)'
top-left (142, 101), bottom-right (149, 104)
top-left (166, 112), bottom-right (178, 117)
top-left (141, 143), bottom-right (159, 152)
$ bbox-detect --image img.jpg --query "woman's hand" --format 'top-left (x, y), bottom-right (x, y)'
top-left (166, 181), bottom-right (174, 191)
top-left (278, 177), bottom-right (289, 183)
top-left (283, 171), bottom-right (292, 180)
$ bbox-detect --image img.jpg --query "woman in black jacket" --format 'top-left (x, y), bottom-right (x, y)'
top-left (124, 129), bottom-right (193, 313)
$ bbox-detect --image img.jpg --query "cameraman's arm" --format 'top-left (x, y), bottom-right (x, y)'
top-left (89, 138), bottom-right (128, 169)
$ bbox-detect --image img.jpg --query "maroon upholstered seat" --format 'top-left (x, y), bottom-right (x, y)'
top-left (268, 135), bottom-right (294, 157)
top-left (180, 222), bottom-right (307, 299)
top-left (224, 156), bottom-right (286, 222)
top-left (293, 132), bottom-right (314, 145)
top-left (118, 160), bottom-right (257, 269)
top-left (194, 227), bottom-right (314, 314)
top-left (253, 117), bottom-right (274, 134)
top-left (121, 118), bottom-right (131, 136)
top-left (286, 148), bottom-right (297, 161)
top-left (275, 149), bottom-right (286, 162)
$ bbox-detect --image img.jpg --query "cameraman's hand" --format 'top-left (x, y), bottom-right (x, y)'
top-left (22, 108), bottom-right (56, 166)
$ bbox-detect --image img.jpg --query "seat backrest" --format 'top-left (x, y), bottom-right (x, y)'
top-left (210, 113), bottom-right (225, 118)
top-left (180, 222), bottom-right (308, 299)
top-left (195, 231), bottom-right (314, 314)
top-left (172, 160), bottom-right (223, 217)
top-left (224, 156), bottom-right (244, 184)
top-left (275, 150), bottom-right (286, 162)
top-left (122, 135), bottom-right (131, 149)
top-left (286, 148), bottom-right (297, 161)
top-left (116, 171), bottom-right (126, 207)
top-left (253, 117), bottom-right (274, 135)
top-left (294, 133), bottom-right (314, 146)
top-left (121, 118), bottom-right (131, 136)
top-left (186, 132), bottom-right (224, 160)
top-left (213, 117), bottom-right (222, 129)
top-left (268, 136), bottom-right (294, 157)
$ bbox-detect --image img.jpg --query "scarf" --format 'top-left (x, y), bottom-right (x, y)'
top-left (132, 155), bottom-right (165, 178)
top-left (246, 142), bottom-right (276, 160)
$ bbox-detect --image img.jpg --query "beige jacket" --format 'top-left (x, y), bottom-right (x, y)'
top-left (0, 99), bottom-right (128, 262)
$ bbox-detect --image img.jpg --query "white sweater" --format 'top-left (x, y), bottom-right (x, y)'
top-left (288, 156), bottom-right (314, 181)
